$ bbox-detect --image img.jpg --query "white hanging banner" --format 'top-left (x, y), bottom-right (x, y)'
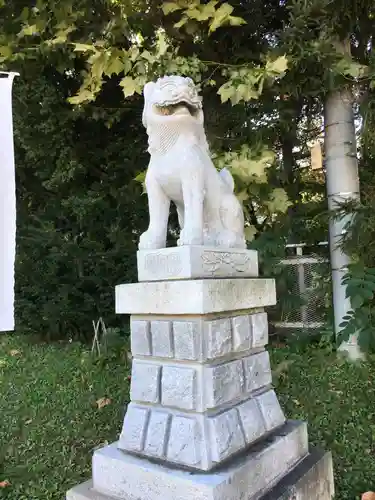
top-left (0, 72), bottom-right (18, 332)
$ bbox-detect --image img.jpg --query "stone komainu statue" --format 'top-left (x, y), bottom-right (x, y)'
top-left (139, 75), bottom-right (246, 250)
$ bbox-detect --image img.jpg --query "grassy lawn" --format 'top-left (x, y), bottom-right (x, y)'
top-left (0, 335), bottom-right (375, 499)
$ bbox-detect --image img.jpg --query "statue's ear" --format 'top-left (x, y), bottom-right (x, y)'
top-left (143, 81), bottom-right (156, 101)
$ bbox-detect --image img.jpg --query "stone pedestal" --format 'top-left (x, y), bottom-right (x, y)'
top-left (67, 247), bottom-right (334, 500)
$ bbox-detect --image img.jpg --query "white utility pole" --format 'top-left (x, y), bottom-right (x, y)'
top-left (324, 88), bottom-right (363, 360)
top-left (0, 71), bottom-right (18, 332)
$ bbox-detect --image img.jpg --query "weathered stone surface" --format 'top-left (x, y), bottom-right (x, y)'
top-left (67, 447), bottom-right (334, 500)
top-left (91, 421), bottom-right (308, 500)
top-left (167, 416), bottom-right (202, 467)
top-left (130, 361), bottom-right (161, 404)
top-left (173, 320), bottom-right (201, 360)
top-left (205, 318), bottom-right (232, 359)
top-left (151, 320), bottom-right (174, 358)
top-left (144, 411), bottom-right (171, 458)
top-left (137, 246), bottom-right (259, 281)
top-left (261, 448), bottom-right (334, 500)
top-left (204, 359), bottom-right (244, 409)
top-left (256, 390), bottom-right (285, 431)
top-left (209, 409), bottom-right (245, 462)
top-left (130, 313), bottom-right (269, 362)
top-left (118, 404), bottom-right (149, 452)
top-left (116, 278), bottom-right (276, 315)
top-left (162, 365), bottom-right (197, 410)
top-left (243, 351), bottom-right (272, 392)
top-left (232, 314), bottom-right (251, 352)
top-left (130, 319), bottom-right (151, 356)
top-left (118, 389), bottom-right (287, 470)
top-left (250, 312), bottom-right (269, 348)
top-left (237, 398), bottom-right (266, 445)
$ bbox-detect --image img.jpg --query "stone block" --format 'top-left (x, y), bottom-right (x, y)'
top-left (232, 314), bottom-right (251, 352)
top-left (161, 365), bottom-right (197, 410)
top-left (237, 397), bottom-right (266, 445)
top-left (116, 278), bottom-right (276, 315)
top-left (167, 416), bottom-right (202, 467)
top-left (256, 390), bottom-right (285, 432)
top-left (250, 312), bottom-right (268, 348)
top-left (91, 421), bottom-right (308, 500)
top-left (118, 403), bottom-right (149, 452)
top-left (173, 320), bottom-right (201, 360)
top-left (209, 408), bottom-right (245, 462)
top-left (137, 246), bottom-right (259, 282)
top-left (130, 319), bottom-right (151, 356)
top-left (151, 320), bottom-right (174, 358)
top-left (130, 361), bottom-right (161, 404)
top-left (204, 359), bottom-right (244, 409)
top-left (205, 318), bottom-right (232, 359)
top-left (144, 410), bottom-right (171, 458)
top-left (119, 393), bottom-right (285, 470)
top-left (243, 351), bottom-right (272, 392)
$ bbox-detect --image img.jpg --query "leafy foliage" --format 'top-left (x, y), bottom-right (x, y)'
top-left (338, 265), bottom-right (375, 352)
top-left (2, 0), bottom-right (374, 341)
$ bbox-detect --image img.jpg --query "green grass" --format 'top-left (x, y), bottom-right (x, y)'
top-left (1, 335), bottom-right (375, 499)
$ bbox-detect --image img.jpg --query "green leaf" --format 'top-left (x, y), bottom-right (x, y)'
top-left (73, 43), bottom-right (96, 53)
top-left (351, 295), bottom-right (365, 309)
top-left (174, 16), bottom-right (188, 28)
top-left (217, 82), bottom-right (236, 103)
top-left (68, 89), bottom-right (95, 105)
top-left (162, 2), bottom-right (183, 15)
top-left (266, 188), bottom-right (292, 214)
top-left (156, 31), bottom-right (168, 56)
top-left (265, 55), bottom-right (288, 75)
top-left (141, 50), bottom-right (156, 64)
top-left (104, 55), bottom-right (124, 76)
top-left (244, 225), bottom-right (257, 242)
top-left (120, 76), bottom-right (137, 97)
top-left (236, 83), bottom-right (260, 102)
top-left (0, 45), bottom-right (12, 59)
top-left (334, 57), bottom-right (368, 79)
top-left (209, 3), bottom-right (234, 32)
top-left (228, 15), bottom-right (246, 26)
top-left (19, 24), bottom-right (38, 36)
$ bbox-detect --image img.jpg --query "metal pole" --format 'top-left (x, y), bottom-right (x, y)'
top-left (324, 89), bottom-right (363, 360)
top-left (296, 245), bottom-right (308, 324)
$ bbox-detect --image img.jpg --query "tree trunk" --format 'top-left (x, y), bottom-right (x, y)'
top-left (324, 88), bottom-right (362, 360)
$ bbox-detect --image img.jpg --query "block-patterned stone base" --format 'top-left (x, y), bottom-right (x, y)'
top-left (119, 389), bottom-right (285, 470)
top-left (67, 447), bottom-right (334, 500)
top-left (67, 421), bottom-right (310, 500)
top-left (137, 246), bottom-right (259, 282)
top-left (130, 312), bottom-right (269, 361)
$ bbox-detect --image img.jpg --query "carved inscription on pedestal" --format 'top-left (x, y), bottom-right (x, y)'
top-left (143, 252), bottom-right (183, 278)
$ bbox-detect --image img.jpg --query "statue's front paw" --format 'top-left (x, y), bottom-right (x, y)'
top-left (139, 230), bottom-right (165, 250)
top-left (178, 227), bottom-right (203, 246)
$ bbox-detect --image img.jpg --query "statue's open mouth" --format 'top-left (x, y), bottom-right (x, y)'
top-left (154, 100), bottom-right (200, 117)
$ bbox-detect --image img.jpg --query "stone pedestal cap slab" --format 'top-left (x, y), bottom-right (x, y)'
top-left (137, 246), bottom-right (259, 281)
top-left (66, 447), bottom-right (334, 500)
top-left (91, 421), bottom-right (308, 500)
top-left (116, 278), bottom-right (276, 315)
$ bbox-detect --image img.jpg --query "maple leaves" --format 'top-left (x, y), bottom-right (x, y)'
top-left (161, 0), bottom-right (245, 33)
top-left (218, 56), bottom-right (289, 106)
